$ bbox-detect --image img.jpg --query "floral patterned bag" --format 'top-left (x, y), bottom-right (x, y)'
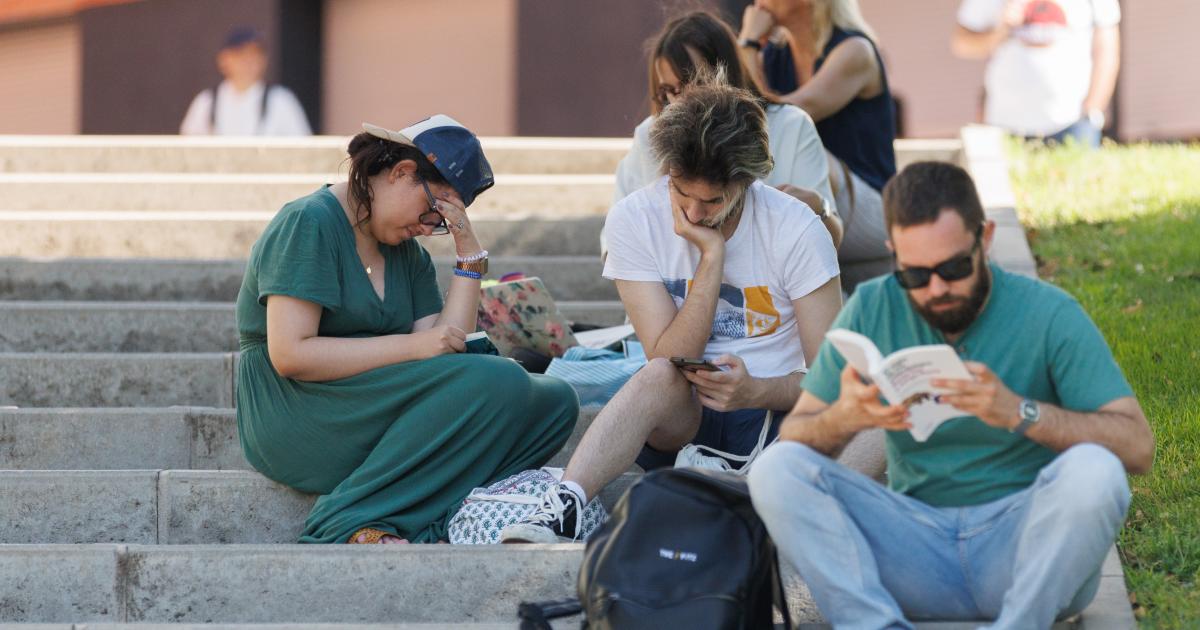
top-left (447, 467), bottom-right (608, 544)
top-left (477, 277), bottom-right (579, 358)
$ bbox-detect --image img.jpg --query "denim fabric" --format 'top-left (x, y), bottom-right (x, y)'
top-left (748, 442), bottom-right (1130, 629)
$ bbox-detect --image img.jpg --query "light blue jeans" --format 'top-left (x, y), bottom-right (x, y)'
top-left (748, 442), bottom-right (1130, 630)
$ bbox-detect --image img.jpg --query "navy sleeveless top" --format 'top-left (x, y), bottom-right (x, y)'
top-left (762, 27), bottom-right (896, 192)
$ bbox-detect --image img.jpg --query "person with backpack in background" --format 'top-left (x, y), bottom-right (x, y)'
top-left (180, 26), bottom-right (312, 136)
top-left (748, 161), bottom-right (1154, 628)
top-left (501, 78), bottom-right (885, 545)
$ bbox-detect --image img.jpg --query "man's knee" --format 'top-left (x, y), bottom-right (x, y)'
top-left (1044, 443), bottom-right (1131, 516)
top-left (636, 357), bottom-right (688, 389)
top-left (748, 442), bottom-right (826, 508)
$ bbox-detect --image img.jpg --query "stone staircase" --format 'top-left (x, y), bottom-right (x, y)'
top-left (0, 133), bottom-right (1131, 628)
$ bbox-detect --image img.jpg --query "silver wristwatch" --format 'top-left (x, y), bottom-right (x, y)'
top-left (1012, 399), bottom-right (1041, 436)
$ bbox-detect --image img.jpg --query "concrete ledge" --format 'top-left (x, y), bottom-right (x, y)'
top-left (0, 353), bottom-right (233, 408)
top-left (0, 543), bottom-right (1124, 626)
top-left (0, 215), bottom-right (608, 259)
top-left (0, 407), bottom-right (604, 471)
top-left (0, 256), bottom-right (613, 302)
top-left (0, 471), bottom-right (157, 544)
top-left (0, 173), bottom-right (614, 216)
top-left (0, 546), bottom-right (120, 623)
top-left (0, 135), bottom-right (945, 177)
top-left (0, 300), bottom-right (624, 353)
top-left (0, 467), bottom-right (635, 544)
top-left (0, 134), bottom-right (632, 175)
top-left (119, 545), bottom-right (583, 623)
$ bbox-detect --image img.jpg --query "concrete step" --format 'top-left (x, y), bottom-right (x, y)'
top-left (0, 353), bottom-right (234, 408)
top-left (0, 543), bottom-right (1124, 626)
top-left (0, 300), bottom-right (626, 353)
top-left (0, 135), bottom-right (633, 175)
top-left (0, 256), bottom-right (612, 303)
top-left (0, 173), bottom-right (613, 216)
top-left (0, 135), bottom-right (956, 176)
top-left (0, 215), bottom-right (605, 258)
top-left (0, 407), bottom-right (603, 471)
top-left (0, 468), bottom-right (635, 544)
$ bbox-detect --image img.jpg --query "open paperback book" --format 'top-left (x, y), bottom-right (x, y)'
top-left (825, 328), bottom-right (973, 442)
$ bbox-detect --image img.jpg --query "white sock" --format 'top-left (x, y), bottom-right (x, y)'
top-left (561, 480), bottom-right (587, 505)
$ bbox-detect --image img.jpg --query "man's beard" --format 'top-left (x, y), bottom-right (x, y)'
top-left (909, 261), bottom-right (991, 335)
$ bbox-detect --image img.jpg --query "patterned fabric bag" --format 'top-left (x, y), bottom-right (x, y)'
top-left (447, 467), bottom-right (608, 544)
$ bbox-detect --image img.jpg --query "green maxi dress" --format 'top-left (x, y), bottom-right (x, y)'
top-left (235, 187), bottom-right (579, 543)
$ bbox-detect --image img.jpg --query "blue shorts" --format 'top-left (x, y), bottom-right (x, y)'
top-left (636, 406), bottom-right (786, 471)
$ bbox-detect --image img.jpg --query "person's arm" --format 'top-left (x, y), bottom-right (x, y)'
top-left (951, 0), bottom-right (1028, 59)
top-left (737, 5), bottom-right (776, 94)
top-left (1083, 24), bottom-right (1120, 121)
top-left (775, 38), bottom-right (881, 122)
top-left (411, 190), bottom-right (483, 334)
top-left (616, 247), bottom-right (723, 361)
top-left (935, 363), bottom-right (1154, 474)
top-left (266, 295), bottom-right (465, 382)
top-left (777, 184), bottom-right (844, 248)
top-left (684, 276), bottom-right (843, 411)
top-left (179, 91), bottom-right (211, 135)
top-left (779, 365), bottom-right (912, 457)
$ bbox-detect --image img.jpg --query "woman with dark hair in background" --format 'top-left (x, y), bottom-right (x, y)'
top-left (234, 115), bottom-right (578, 545)
top-left (608, 10), bottom-right (843, 256)
top-left (739, 0), bottom-right (897, 292)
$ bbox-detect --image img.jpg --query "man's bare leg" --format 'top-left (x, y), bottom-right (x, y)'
top-left (563, 357), bottom-right (701, 500)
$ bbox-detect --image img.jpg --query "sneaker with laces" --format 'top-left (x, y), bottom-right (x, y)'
top-left (500, 484), bottom-right (583, 544)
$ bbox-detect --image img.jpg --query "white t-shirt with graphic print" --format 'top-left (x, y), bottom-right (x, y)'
top-left (602, 177), bottom-right (840, 379)
top-left (958, 0), bottom-right (1121, 136)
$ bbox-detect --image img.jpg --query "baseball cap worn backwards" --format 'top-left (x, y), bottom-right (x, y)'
top-left (362, 115), bottom-right (495, 207)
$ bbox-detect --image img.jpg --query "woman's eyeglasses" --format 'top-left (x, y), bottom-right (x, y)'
top-left (893, 231), bottom-right (982, 289)
top-left (655, 83), bottom-right (682, 107)
top-left (417, 177), bottom-right (449, 236)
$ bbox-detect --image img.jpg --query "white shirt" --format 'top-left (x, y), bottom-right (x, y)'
top-left (180, 81), bottom-right (313, 136)
top-left (604, 103), bottom-right (834, 256)
top-left (958, 0), bottom-right (1121, 136)
top-left (603, 178), bottom-right (840, 378)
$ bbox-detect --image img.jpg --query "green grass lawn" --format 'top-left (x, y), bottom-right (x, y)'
top-left (1008, 141), bottom-right (1200, 628)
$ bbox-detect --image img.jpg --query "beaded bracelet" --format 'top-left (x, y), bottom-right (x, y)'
top-left (456, 249), bottom-right (489, 263)
top-left (453, 268), bottom-right (483, 280)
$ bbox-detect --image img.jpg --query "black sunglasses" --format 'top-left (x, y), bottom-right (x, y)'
top-left (417, 177), bottom-right (449, 236)
top-left (893, 230), bottom-right (982, 289)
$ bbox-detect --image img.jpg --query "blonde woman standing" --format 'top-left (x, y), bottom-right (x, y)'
top-left (738, 0), bottom-right (896, 293)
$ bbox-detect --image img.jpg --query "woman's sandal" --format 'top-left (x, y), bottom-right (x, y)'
top-left (347, 527), bottom-right (407, 544)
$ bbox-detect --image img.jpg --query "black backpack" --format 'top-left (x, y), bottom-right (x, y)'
top-left (577, 467), bottom-right (791, 629)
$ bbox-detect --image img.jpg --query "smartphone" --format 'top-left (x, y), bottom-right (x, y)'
top-left (669, 356), bottom-right (721, 372)
top-left (464, 331), bottom-right (500, 356)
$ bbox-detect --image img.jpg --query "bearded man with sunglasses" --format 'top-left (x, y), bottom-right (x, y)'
top-left (748, 161), bottom-right (1154, 628)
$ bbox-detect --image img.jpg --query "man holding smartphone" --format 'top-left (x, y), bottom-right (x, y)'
top-left (502, 79), bottom-right (882, 544)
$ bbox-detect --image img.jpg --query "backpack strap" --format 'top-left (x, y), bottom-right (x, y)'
top-left (207, 83), bottom-right (221, 133)
top-left (259, 84), bottom-right (273, 134)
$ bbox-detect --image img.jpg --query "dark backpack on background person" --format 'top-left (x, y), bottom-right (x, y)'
top-left (577, 467), bottom-right (791, 630)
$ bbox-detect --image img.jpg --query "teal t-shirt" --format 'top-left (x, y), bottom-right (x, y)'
top-left (236, 187), bottom-right (444, 350)
top-left (803, 264), bottom-right (1133, 507)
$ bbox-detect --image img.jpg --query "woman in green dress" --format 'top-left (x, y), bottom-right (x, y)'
top-left (235, 115), bottom-right (580, 544)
